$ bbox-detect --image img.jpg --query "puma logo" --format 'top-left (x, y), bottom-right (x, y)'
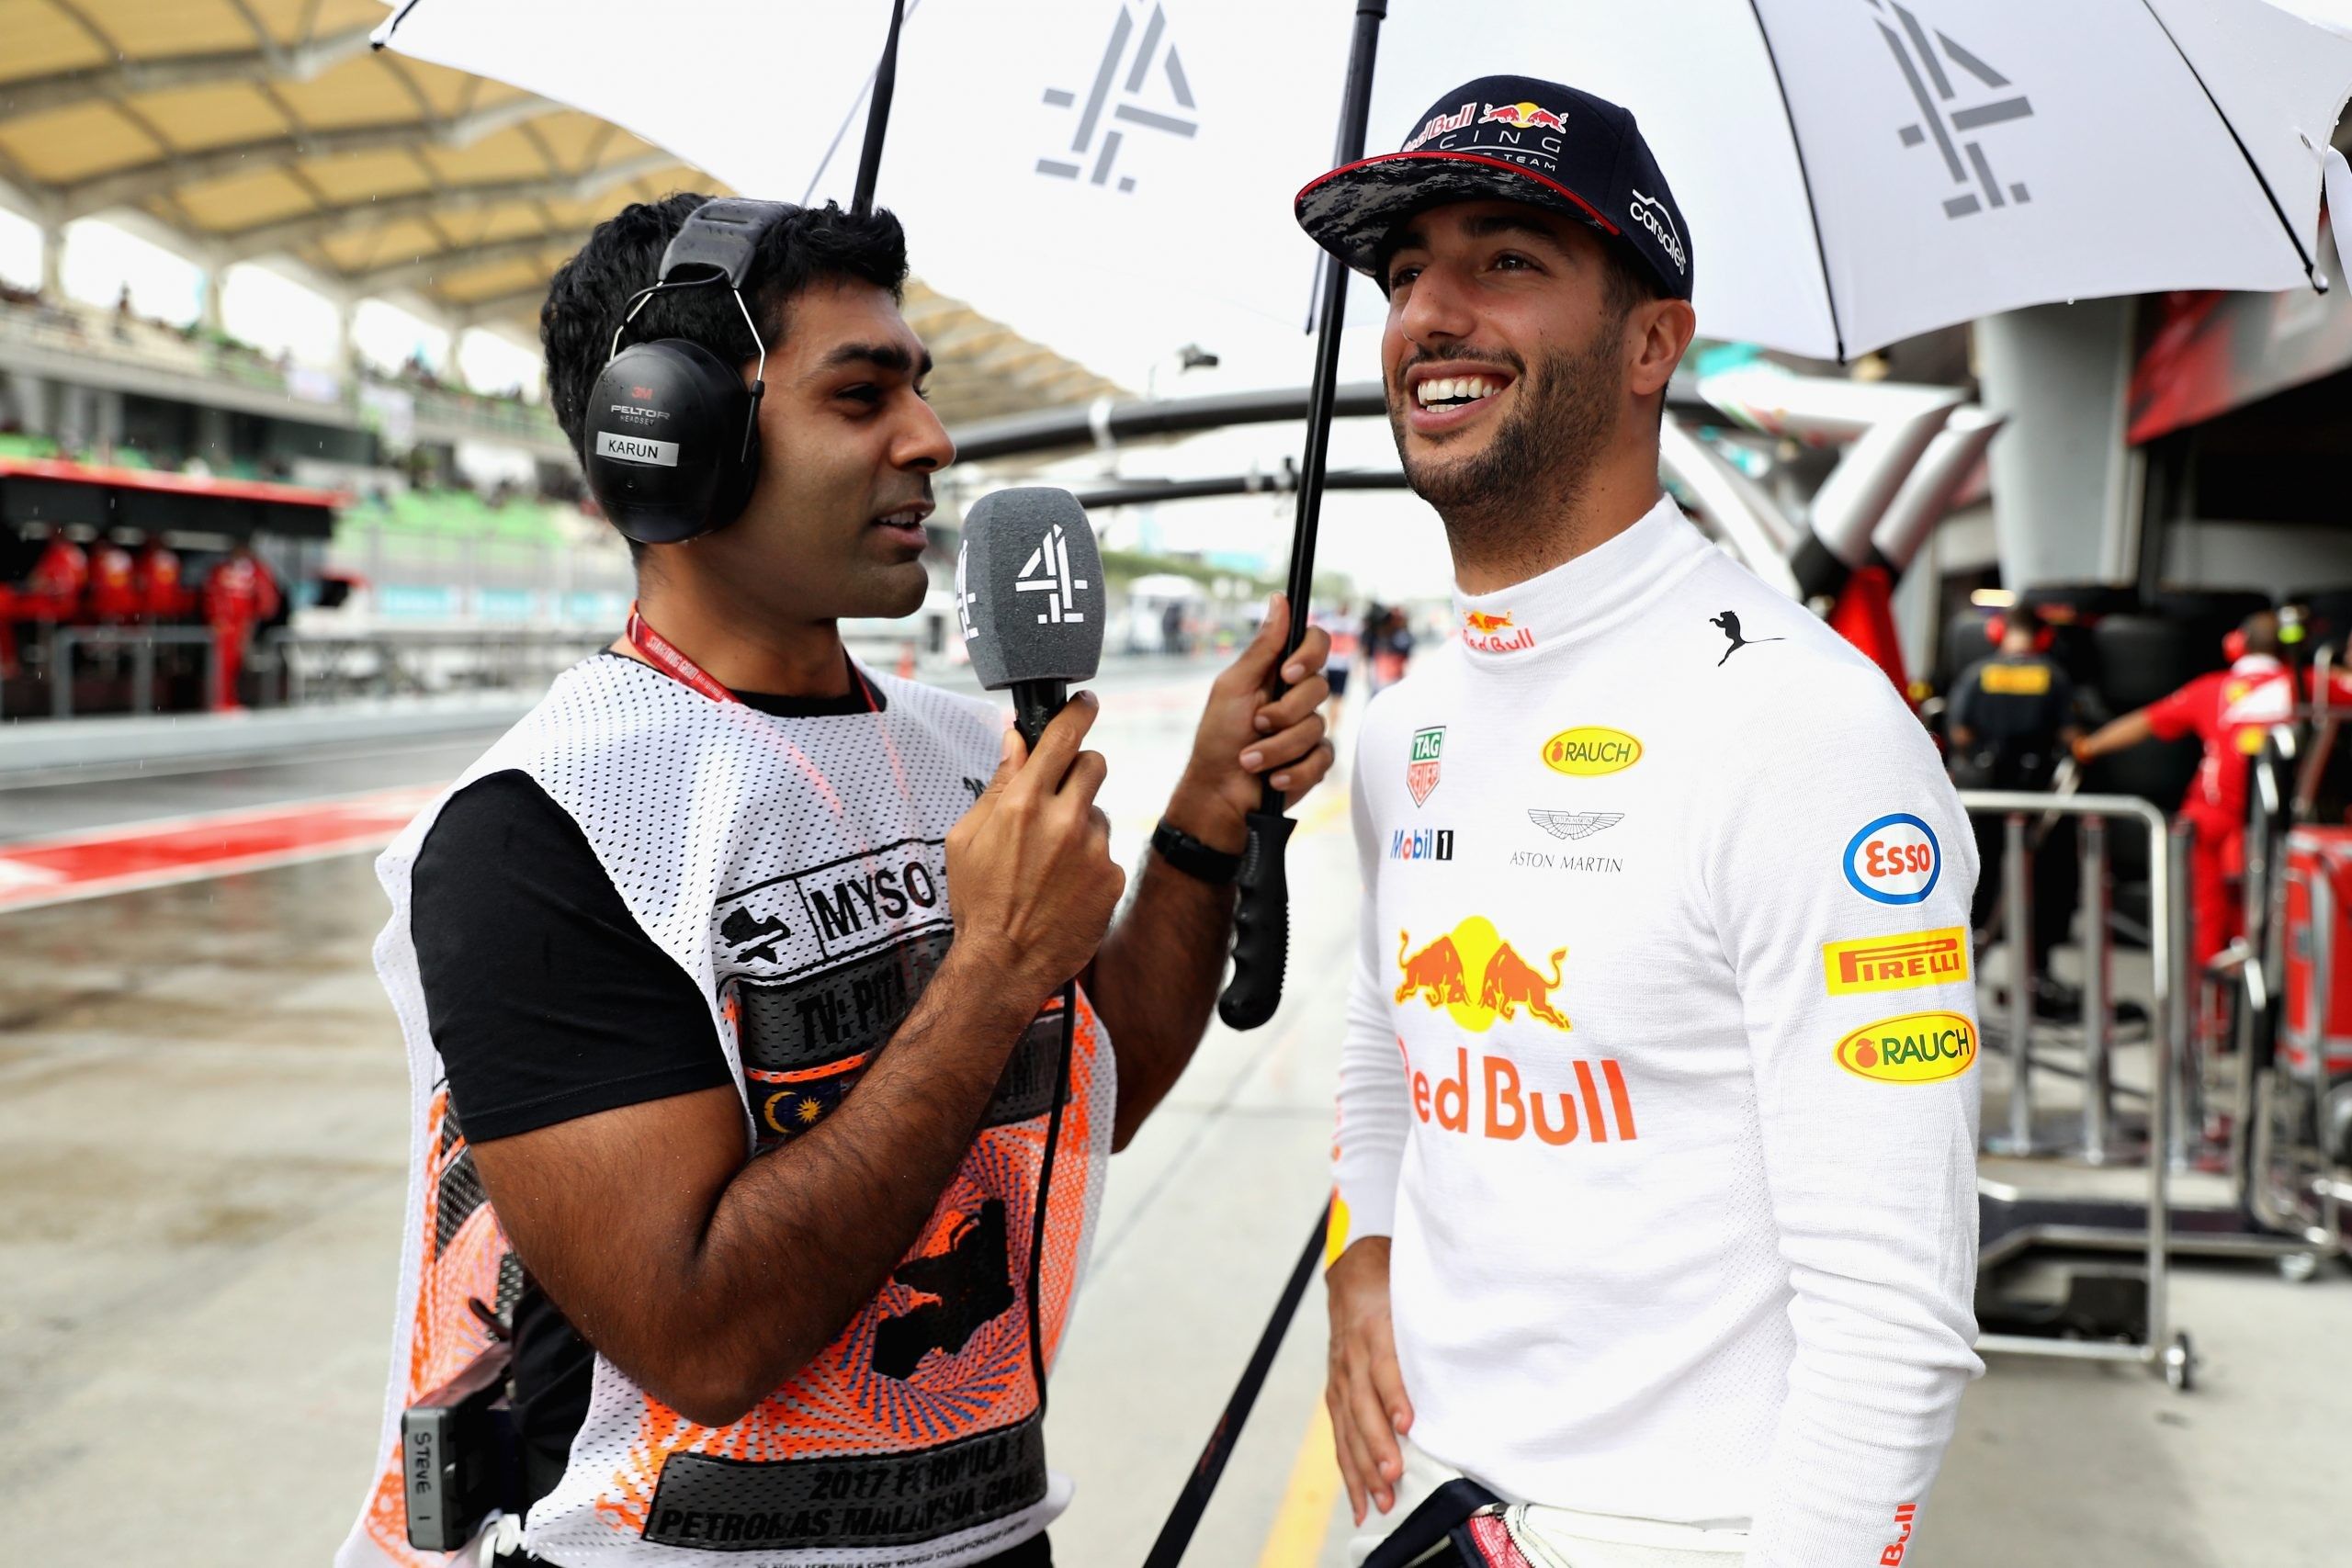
top-left (1711, 611), bottom-right (1783, 667)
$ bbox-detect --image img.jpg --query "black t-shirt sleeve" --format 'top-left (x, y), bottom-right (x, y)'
top-left (411, 768), bottom-right (733, 1143)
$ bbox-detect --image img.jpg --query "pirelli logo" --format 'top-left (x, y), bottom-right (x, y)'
top-left (1822, 927), bottom-right (1970, 997)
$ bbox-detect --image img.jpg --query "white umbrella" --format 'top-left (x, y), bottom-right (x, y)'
top-left (376, 0), bottom-right (2352, 367)
top-left (371, 0), bottom-right (2352, 1033)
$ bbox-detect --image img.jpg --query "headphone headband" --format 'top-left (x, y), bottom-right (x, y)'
top-left (658, 197), bottom-right (791, 289)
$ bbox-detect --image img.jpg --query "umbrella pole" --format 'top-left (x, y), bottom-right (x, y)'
top-left (850, 0), bottom-right (909, 216)
top-left (1217, 0), bottom-right (1388, 1033)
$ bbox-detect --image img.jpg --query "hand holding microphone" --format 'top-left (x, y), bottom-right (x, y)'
top-left (944, 488), bottom-right (1122, 1010)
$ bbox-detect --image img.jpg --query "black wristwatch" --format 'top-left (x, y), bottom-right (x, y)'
top-left (1151, 818), bottom-right (1243, 886)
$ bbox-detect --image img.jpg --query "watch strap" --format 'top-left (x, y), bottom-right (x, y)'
top-left (1152, 818), bottom-right (1243, 886)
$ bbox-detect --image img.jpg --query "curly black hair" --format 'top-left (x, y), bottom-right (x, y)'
top-left (540, 193), bottom-right (910, 498)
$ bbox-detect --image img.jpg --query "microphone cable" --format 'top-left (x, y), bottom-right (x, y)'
top-left (1023, 980), bottom-right (1077, 1416)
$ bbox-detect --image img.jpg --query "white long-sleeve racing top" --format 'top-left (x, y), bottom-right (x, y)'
top-left (1332, 497), bottom-right (1983, 1568)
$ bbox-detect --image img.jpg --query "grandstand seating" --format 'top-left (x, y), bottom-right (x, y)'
top-left (337, 488), bottom-right (571, 548)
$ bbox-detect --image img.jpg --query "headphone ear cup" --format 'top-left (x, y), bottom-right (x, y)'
top-left (1985, 615), bottom-right (2007, 647)
top-left (584, 340), bottom-right (757, 545)
top-left (2223, 629), bottom-right (2247, 663)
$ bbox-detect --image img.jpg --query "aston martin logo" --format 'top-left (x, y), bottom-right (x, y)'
top-left (1528, 810), bottom-right (1623, 841)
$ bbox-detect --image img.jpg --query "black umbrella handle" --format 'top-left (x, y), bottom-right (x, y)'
top-left (1217, 0), bottom-right (1387, 1032)
top-left (1216, 808), bottom-right (1295, 1031)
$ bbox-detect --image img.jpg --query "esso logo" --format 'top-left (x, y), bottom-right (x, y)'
top-left (1844, 813), bottom-right (1940, 905)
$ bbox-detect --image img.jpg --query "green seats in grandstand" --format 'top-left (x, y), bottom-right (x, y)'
top-left (0, 432), bottom-right (60, 458)
top-left (339, 487), bottom-right (565, 547)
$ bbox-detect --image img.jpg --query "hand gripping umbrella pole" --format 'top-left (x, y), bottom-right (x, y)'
top-left (1217, 0), bottom-right (1389, 1032)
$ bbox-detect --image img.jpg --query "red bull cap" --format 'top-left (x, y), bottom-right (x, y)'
top-left (1295, 73), bottom-right (1692, 303)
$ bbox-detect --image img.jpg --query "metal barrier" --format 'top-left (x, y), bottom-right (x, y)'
top-left (1960, 788), bottom-right (2187, 1380)
top-left (21, 625), bottom-right (216, 720)
top-left (270, 626), bottom-right (613, 705)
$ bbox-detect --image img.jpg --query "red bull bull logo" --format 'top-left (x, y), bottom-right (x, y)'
top-left (1462, 609), bottom-right (1535, 655)
top-left (1480, 100), bottom-right (1567, 131)
top-left (1395, 917), bottom-right (1569, 1032)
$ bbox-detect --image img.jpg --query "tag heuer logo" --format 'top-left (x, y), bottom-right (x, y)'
top-left (1407, 726), bottom-right (1444, 807)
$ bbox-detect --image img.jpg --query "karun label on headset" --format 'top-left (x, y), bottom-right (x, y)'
top-left (596, 430), bottom-right (680, 468)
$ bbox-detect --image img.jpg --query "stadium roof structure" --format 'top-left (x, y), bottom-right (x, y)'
top-left (0, 0), bottom-right (1124, 425)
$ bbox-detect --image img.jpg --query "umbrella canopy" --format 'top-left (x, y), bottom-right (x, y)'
top-left (375, 0), bottom-right (2352, 369)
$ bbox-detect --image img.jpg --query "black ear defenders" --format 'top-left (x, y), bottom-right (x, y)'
top-left (583, 197), bottom-right (798, 545)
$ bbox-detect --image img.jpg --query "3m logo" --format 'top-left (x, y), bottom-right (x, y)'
top-left (1037, 1), bottom-right (1197, 194)
top-left (1541, 726), bottom-right (1642, 776)
top-left (1015, 522), bottom-right (1089, 625)
top-left (1823, 927), bottom-right (1970, 996)
top-left (1396, 918), bottom-right (1568, 1032)
top-left (1873, 0), bottom-right (2036, 220)
top-left (1835, 1011), bottom-right (1978, 1083)
top-left (1407, 726), bottom-right (1444, 807)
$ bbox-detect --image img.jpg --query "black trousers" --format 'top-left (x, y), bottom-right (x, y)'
top-left (1971, 812), bottom-right (2079, 974)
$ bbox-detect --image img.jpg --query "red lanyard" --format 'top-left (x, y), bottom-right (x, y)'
top-left (623, 601), bottom-right (877, 712)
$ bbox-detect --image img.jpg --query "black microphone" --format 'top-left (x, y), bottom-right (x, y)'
top-left (952, 486), bottom-right (1107, 1424)
top-left (956, 487), bottom-right (1106, 746)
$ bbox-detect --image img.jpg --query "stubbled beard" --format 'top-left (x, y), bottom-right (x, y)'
top-left (1386, 324), bottom-right (1622, 568)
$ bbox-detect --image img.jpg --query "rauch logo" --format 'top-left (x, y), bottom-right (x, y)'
top-left (1834, 1011), bottom-right (1978, 1084)
top-left (1542, 726), bottom-right (1642, 776)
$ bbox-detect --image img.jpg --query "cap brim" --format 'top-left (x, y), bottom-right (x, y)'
top-left (1295, 151), bottom-right (1623, 279)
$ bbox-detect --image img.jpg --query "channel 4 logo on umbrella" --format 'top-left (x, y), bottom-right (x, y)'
top-left (1871, 0), bottom-right (2037, 220)
top-left (1036, 1), bottom-right (1198, 194)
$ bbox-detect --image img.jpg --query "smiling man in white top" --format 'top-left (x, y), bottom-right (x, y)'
top-left (1294, 74), bottom-right (1984, 1568)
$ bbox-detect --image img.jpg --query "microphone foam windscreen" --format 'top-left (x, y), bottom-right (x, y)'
top-left (955, 487), bottom-right (1105, 691)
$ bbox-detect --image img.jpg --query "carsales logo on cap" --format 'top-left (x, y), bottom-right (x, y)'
top-left (1843, 813), bottom-right (1940, 905)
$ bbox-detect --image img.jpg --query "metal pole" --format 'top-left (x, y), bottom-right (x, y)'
top-left (2145, 802), bottom-right (2176, 1364)
top-left (2080, 813), bottom-right (2113, 1162)
top-left (2169, 821), bottom-right (2198, 1168)
top-left (1217, 0), bottom-right (1388, 1032)
top-left (1955, 789), bottom-right (2183, 1378)
top-left (50, 627), bottom-right (73, 718)
top-left (133, 630), bottom-right (154, 713)
top-left (1998, 810), bottom-right (2037, 1153)
top-left (850, 0), bottom-right (908, 217)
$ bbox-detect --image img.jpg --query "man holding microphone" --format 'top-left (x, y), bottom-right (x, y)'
top-left (1296, 76), bottom-right (1983, 1567)
top-left (339, 194), bottom-right (1332, 1568)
